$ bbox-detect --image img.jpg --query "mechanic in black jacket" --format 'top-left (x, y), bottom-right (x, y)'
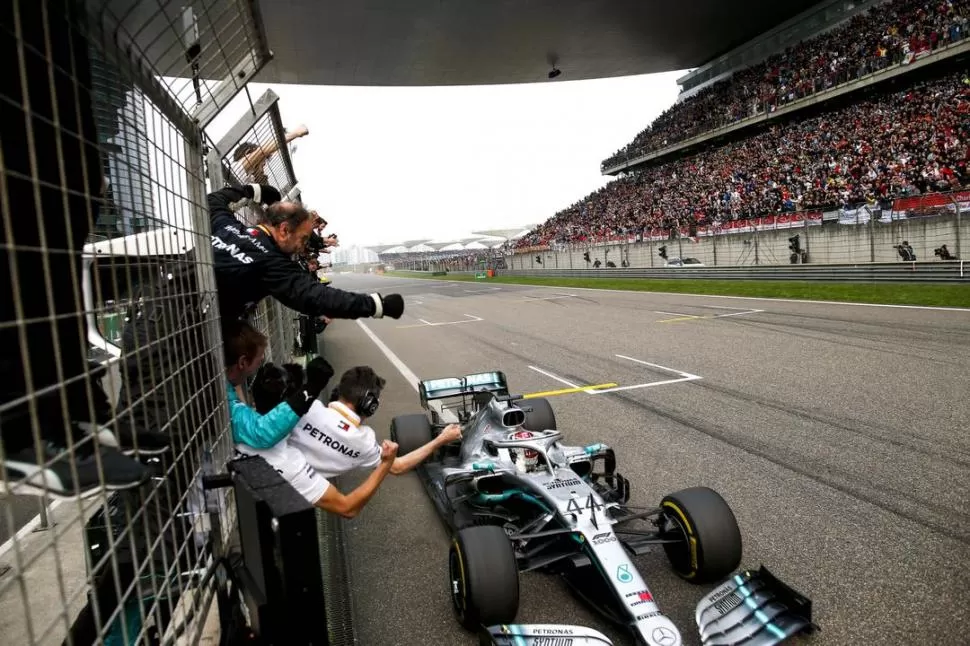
top-left (207, 183), bottom-right (404, 323)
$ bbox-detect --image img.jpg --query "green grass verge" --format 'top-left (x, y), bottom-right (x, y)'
top-left (382, 271), bottom-right (970, 308)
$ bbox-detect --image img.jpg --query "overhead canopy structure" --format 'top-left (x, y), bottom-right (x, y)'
top-left (398, 239), bottom-right (433, 249)
top-left (256, 0), bottom-right (822, 86)
top-left (365, 244), bottom-right (404, 254)
top-left (472, 227), bottom-right (536, 240)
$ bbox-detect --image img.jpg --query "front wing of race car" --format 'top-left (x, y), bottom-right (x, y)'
top-left (479, 624), bottom-right (615, 646)
top-left (694, 566), bottom-right (817, 646)
top-left (477, 565), bottom-right (816, 646)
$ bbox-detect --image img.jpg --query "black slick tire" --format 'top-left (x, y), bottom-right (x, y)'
top-left (514, 397), bottom-right (557, 432)
top-left (449, 525), bottom-right (519, 630)
top-left (660, 486), bottom-right (743, 584)
top-left (390, 414), bottom-right (433, 456)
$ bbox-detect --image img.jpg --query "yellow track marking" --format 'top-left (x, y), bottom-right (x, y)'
top-left (521, 383), bottom-right (617, 399)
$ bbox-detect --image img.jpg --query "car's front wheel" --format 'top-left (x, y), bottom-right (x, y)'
top-left (390, 414), bottom-right (433, 456)
top-left (660, 486), bottom-right (743, 584)
top-left (449, 525), bottom-right (519, 630)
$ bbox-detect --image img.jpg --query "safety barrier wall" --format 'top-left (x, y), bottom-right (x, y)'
top-left (512, 196), bottom-right (966, 271)
top-left (452, 263), bottom-right (970, 283)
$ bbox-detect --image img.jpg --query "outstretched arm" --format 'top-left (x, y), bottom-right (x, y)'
top-left (389, 423), bottom-right (462, 475)
top-left (260, 251), bottom-right (404, 320)
top-left (314, 441), bottom-right (398, 518)
top-left (241, 126), bottom-right (308, 177)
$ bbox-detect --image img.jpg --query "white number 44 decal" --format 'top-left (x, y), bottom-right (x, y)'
top-left (567, 494), bottom-right (604, 528)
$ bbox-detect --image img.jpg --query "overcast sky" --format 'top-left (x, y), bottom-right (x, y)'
top-left (205, 72), bottom-right (686, 247)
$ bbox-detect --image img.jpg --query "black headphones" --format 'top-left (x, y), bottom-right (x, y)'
top-left (357, 389), bottom-right (380, 418)
top-left (329, 385), bottom-right (380, 418)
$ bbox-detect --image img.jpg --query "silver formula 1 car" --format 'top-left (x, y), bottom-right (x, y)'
top-left (390, 371), bottom-right (816, 646)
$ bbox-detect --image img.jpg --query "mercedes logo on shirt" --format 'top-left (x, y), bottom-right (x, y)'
top-left (651, 626), bottom-right (678, 646)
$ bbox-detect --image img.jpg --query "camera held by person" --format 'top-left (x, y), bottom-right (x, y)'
top-left (934, 244), bottom-right (955, 260)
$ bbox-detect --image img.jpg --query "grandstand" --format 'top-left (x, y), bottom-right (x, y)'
top-left (516, 0), bottom-right (969, 260)
top-left (370, 228), bottom-right (536, 270)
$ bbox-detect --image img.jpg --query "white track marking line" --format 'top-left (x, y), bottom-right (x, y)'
top-left (377, 276), bottom-right (970, 312)
top-left (701, 304), bottom-right (758, 310)
top-left (396, 314), bottom-right (483, 329)
top-left (528, 365), bottom-right (578, 388)
top-left (357, 320), bottom-right (420, 392)
top-left (614, 354), bottom-right (702, 380)
top-left (589, 376), bottom-right (700, 394)
top-left (528, 365), bottom-right (623, 394)
top-left (712, 309), bottom-right (765, 319)
top-left (654, 310), bottom-right (700, 318)
top-left (356, 320), bottom-right (457, 422)
top-left (519, 294), bottom-right (576, 302)
top-left (585, 354), bottom-right (703, 395)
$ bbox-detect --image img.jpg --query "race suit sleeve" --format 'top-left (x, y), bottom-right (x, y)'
top-left (207, 185), bottom-right (252, 232)
top-left (227, 382), bottom-right (300, 449)
top-left (260, 252), bottom-right (379, 319)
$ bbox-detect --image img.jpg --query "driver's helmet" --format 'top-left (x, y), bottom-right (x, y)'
top-left (509, 430), bottom-right (539, 473)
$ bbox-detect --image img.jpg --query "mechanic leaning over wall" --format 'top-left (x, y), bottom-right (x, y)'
top-left (208, 183), bottom-right (404, 328)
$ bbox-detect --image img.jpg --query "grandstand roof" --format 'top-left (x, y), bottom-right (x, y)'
top-left (366, 244), bottom-right (404, 254)
top-left (472, 228), bottom-right (535, 240)
top-left (398, 239), bottom-right (434, 249)
top-left (256, 0), bottom-right (823, 86)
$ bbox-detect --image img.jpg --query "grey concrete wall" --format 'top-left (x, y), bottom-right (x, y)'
top-left (512, 213), bottom-right (966, 269)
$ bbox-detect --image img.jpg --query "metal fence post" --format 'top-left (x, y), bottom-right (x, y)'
top-left (952, 194), bottom-right (962, 260)
top-left (867, 204), bottom-right (876, 262)
top-left (32, 496), bottom-right (54, 532)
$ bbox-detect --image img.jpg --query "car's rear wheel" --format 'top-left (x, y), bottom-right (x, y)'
top-left (449, 525), bottom-right (519, 630)
top-left (514, 397), bottom-right (557, 432)
top-left (660, 486), bottom-right (742, 584)
top-left (390, 414), bottom-right (433, 456)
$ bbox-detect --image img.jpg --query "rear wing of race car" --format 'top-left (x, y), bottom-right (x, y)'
top-left (418, 370), bottom-right (510, 407)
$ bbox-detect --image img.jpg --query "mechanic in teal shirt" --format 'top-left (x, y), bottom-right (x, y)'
top-left (223, 319), bottom-right (334, 449)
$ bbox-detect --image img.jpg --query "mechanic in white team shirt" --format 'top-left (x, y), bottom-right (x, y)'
top-left (288, 365), bottom-right (462, 479)
top-left (235, 360), bottom-right (400, 519)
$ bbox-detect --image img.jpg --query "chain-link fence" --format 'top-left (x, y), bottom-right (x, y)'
top-left (204, 87), bottom-right (305, 363)
top-left (508, 191), bottom-right (966, 270)
top-left (0, 0), bottom-right (293, 644)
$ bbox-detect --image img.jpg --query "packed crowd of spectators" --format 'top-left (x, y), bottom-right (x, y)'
top-left (602, 0), bottom-right (969, 168)
top-left (379, 248), bottom-right (510, 270)
top-left (518, 69), bottom-right (969, 249)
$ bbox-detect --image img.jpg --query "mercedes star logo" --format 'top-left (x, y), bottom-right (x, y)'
top-left (652, 626), bottom-right (678, 646)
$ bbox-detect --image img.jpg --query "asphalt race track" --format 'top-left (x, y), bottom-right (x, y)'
top-left (320, 273), bottom-right (970, 646)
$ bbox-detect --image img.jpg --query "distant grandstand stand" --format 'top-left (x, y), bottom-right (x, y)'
top-left (517, 0), bottom-right (969, 253)
top-left (602, 0), bottom-right (969, 171)
top-left (370, 228), bottom-right (534, 270)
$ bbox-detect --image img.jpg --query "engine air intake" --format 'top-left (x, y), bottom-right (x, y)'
top-left (502, 408), bottom-right (526, 428)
